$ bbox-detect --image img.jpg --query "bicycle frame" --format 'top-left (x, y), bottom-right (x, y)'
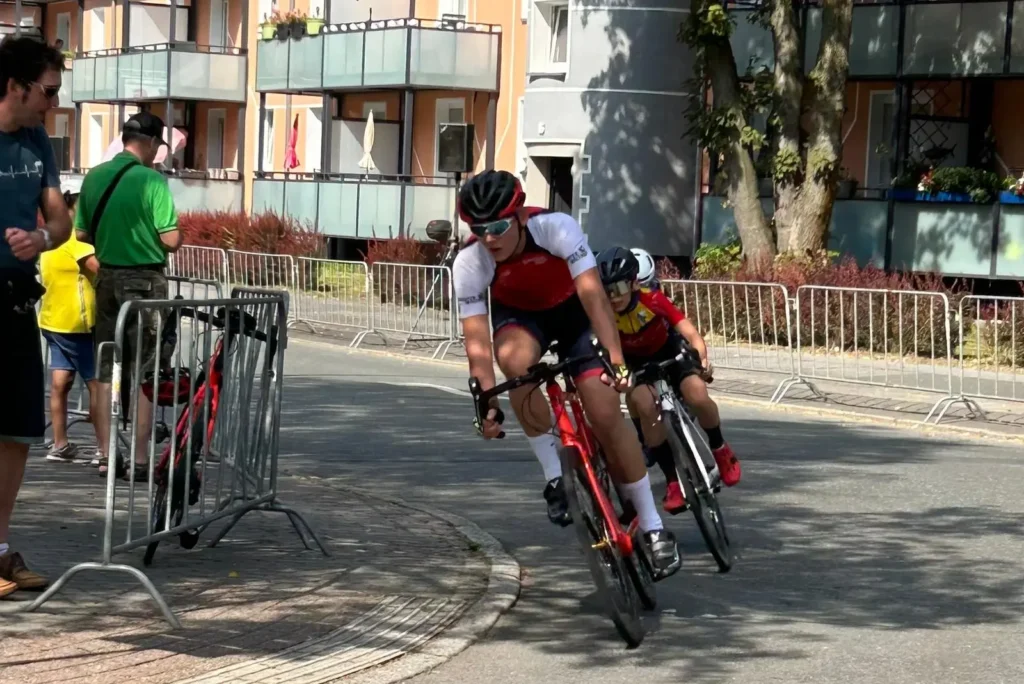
top-left (156, 334), bottom-right (225, 480)
top-left (544, 379), bottom-right (637, 558)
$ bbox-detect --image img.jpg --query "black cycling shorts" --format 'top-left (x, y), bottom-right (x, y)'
top-left (626, 332), bottom-right (702, 390)
top-left (490, 294), bottom-right (605, 380)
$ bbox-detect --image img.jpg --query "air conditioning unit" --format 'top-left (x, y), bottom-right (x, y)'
top-left (49, 136), bottom-right (71, 171)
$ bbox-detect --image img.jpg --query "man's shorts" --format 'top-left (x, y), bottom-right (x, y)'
top-left (490, 294), bottom-right (605, 380)
top-left (42, 330), bottom-right (96, 381)
top-left (94, 268), bottom-right (168, 383)
top-left (626, 332), bottom-right (703, 390)
top-left (0, 275), bottom-right (45, 444)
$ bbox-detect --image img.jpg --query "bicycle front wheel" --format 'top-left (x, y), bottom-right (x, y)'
top-left (664, 411), bottom-right (733, 572)
top-left (559, 445), bottom-right (646, 647)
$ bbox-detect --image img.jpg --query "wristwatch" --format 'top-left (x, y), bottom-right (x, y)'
top-left (37, 227), bottom-right (53, 251)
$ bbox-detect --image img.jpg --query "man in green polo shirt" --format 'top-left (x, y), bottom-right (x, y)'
top-left (75, 111), bottom-right (182, 481)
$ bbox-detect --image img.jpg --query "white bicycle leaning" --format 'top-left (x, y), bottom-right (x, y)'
top-left (632, 355), bottom-right (734, 572)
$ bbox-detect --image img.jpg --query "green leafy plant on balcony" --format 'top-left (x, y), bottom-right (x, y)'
top-left (306, 7), bottom-right (325, 36)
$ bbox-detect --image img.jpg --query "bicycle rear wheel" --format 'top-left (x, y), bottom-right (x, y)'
top-left (664, 411), bottom-right (733, 572)
top-left (559, 445), bottom-right (646, 647)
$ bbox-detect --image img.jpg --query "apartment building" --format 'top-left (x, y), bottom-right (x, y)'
top-left (15, 0), bottom-right (699, 256)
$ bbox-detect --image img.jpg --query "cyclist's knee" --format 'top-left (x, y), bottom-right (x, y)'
top-left (680, 375), bottom-right (710, 404)
top-left (494, 329), bottom-right (541, 377)
top-left (626, 386), bottom-right (659, 424)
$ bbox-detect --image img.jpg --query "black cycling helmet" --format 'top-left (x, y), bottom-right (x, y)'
top-left (597, 247), bottom-right (640, 285)
top-left (457, 170), bottom-right (526, 224)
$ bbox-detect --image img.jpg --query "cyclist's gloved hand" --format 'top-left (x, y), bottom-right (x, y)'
top-left (476, 406), bottom-right (506, 440)
top-left (601, 363), bottom-right (632, 393)
top-left (700, 360), bottom-right (714, 384)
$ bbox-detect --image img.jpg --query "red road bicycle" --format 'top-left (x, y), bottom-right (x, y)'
top-left (140, 305), bottom-right (276, 566)
top-left (469, 340), bottom-right (656, 647)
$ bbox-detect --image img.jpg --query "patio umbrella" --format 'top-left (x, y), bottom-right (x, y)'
top-left (359, 109), bottom-right (378, 175)
top-left (102, 126), bottom-right (187, 166)
top-left (284, 114), bottom-right (301, 171)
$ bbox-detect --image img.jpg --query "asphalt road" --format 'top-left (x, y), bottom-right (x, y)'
top-left (281, 335), bottom-right (1024, 684)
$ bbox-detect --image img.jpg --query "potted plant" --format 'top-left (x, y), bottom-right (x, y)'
top-left (270, 9), bottom-right (291, 39)
top-left (889, 160), bottom-right (929, 201)
top-left (306, 7), bottom-right (325, 36)
top-left (836, 167), bottom-right (858, 199)
top-left (259, 12), bottom-right (277, 40)
top-left (287, 9), bottom-right (308, 39)
top-left (1000, 172), bottom-right (1024, 204)
top-left (917, 166), bottom-right (999, 203)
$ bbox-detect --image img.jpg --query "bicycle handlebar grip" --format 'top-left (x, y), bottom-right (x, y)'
top-left (468, 378), bottom-right (506, 439)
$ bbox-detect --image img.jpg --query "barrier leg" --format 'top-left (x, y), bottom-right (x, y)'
top-left (925, 394), bottom-right (987, 424)
top-left (263, 503), bottom-right (330, 556)
top-left (207, 500), bottom-right (329, 557)
top-left (18, 562), bottom-right (181, 629)
top-left (769, 376), bottom-right (825, 404)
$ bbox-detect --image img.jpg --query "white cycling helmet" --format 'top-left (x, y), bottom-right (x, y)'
top-left (631, 247), bottom-right (656, 287)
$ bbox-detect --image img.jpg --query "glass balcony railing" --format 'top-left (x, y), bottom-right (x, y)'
top-left (72, 44), bottom-right (246, 103)
top-left (167, 174), bottom-right (243, 213)
top-left (733, 0), bottom-right (1024, 78)
top-left (255, 18), bottom-right (500, 93)
top-left (252, 174), bottom-right (456, 240)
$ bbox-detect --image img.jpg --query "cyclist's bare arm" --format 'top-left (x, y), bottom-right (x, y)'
top-left (464, 314), bottom-right (496, 391)
top-left (675, 318), bottom-right (708, 365)
top-left (575, 268), bottom-right (626, 366)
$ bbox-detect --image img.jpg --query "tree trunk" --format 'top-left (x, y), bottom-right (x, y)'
top-left (705, 39), bottom-right (775, 262)
top-left (767, 0), bottom-right (804, 252)
top-left (787, 0), bottom-right (853, 253)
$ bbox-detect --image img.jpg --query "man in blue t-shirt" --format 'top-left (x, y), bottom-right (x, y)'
top-left (0, 36), bottom-right (72, 598)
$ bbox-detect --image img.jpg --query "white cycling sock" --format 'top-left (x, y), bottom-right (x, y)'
top-left (527, 433), bottom-right (562, 483)
top-left (0, 543), bottom-right (8, 557)
top-left (619, 475), bottom-right (664, 533)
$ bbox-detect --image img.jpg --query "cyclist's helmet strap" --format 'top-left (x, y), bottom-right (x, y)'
top-left (597, 246), bottom-right (640, 285)
top-left (457, 170), bottom-right (526, 225)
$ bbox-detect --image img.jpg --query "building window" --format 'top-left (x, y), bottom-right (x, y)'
top-left (529, 1), bottom-right (569, 75)
top-left (434, 97), bottom-right (466, 180)
top-left (362, 101), bottom-right (386, 120)
top-left (56, 13), bottom-right (70, 49)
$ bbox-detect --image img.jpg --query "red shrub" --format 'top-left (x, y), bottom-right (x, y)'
top-left (360, 236), bottom-right (444, 267)
top-left (178, 211), bottom-right (324, 258)
top-left (656, 257), bottom-right (681, 281)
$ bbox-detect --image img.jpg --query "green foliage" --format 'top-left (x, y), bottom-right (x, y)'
top-left (806, 145), bottom-right (840, 182)
top-left (772, 148), bottom-right (801, 184)
top-left (929, 167), bottom-right (1001, 203)
top-left (694, 237), bottom-right (743, 279)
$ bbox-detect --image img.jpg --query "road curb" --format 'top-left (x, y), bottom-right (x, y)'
top-left (295, 477), bottom-right (521, 683)
top-left (712, 392), bottom-right (1024, 446)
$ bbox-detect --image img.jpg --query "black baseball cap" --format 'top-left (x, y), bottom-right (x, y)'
top-left (123, 112), bottom-right (168, 145)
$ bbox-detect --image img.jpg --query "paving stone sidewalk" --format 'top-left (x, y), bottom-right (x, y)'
top-left (0, 455), bottom-right (489, 684)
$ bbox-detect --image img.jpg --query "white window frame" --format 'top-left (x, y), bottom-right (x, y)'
top-left (262, 109), bottom-right (274, 170)
top-left (208, 0), bottom-right (228, 46)
top-left (361, 101), bottom-right (386, 120)
top-left (528, 1), bottom-right (569, 76)
top-left (56, 12), bottom-right (70, 49)
top-left (307, 106), bottom-right (323, 172)
top-left (438, 0), bottom-right (467, 19)
top-left (54, 113), bottom-right (69, 138)
top-left (434, 97), bottom-right (466, 180)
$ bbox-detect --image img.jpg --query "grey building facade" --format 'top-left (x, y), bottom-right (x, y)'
top-left (519, 0), bottom-right (696, 257)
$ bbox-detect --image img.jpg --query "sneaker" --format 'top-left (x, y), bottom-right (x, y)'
top-left (45, 442), bottom-right (79, 463)
top-left (644, 529), bottom-right (681, 580)
top-left (712, 443), bottom-right (742, 486)
top-left (0, 551), bottom-right (48, 591)
top-left (662, 480), bottom-right (687, 515)
top-left (543, 477), bottom-right (572, 527)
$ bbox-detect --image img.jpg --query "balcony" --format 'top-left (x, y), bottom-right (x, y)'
top-left (255, 18), bottom-right (500, 93)
top-left (60, 169), bottom-right (243, 213)
top-left (700, 194), bottom-right (1024, 278)
top-left (251, 173), bottom-right (456, 240)
top-left (732, 0), bottom-right (1024, 78)
top-left (71, 43), bottom-right (246, 104)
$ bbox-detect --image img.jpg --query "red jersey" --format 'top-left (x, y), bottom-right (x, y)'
top-left (615, 288), bottom-right (685, 357)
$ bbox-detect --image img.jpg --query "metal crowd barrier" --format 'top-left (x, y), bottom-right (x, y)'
top-left (22, 284), bottom-right (326, 627)
top-left (661, 279), bottom-right (795, 400)
top-left (292, 257), bottom-right (370, 334)
top-left (226, 249), bottom-right (297, 295)
top-left (168, 245), bottom-right (229, 287)
top-left (351, 262), bottom-right (456, 359)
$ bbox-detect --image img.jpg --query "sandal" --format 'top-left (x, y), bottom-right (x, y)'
top-left (98, 453), bottom-right (127, 479)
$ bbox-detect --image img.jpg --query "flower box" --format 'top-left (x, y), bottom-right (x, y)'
top-left (888, 189), bottom-right (979, 203)
top-left (999, 191), bottom-right (1024, 204)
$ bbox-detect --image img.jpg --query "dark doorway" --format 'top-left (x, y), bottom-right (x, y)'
top-left (548, 158), bottom-right (573, 213)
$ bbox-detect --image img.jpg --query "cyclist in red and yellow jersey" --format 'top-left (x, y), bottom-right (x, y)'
top-left (597, 247), bottom-right (741, 514)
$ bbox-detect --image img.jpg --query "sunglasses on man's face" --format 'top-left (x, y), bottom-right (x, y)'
top-left (605, 280), bottom-right (633, 298)
top-left (470, 218), bottom-right (514, 238)
top-left (32, 82), bottom-right (61, 100)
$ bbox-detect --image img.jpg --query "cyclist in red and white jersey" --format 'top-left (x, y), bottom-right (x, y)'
top-left (454, 170), bottom-right (681, 579)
